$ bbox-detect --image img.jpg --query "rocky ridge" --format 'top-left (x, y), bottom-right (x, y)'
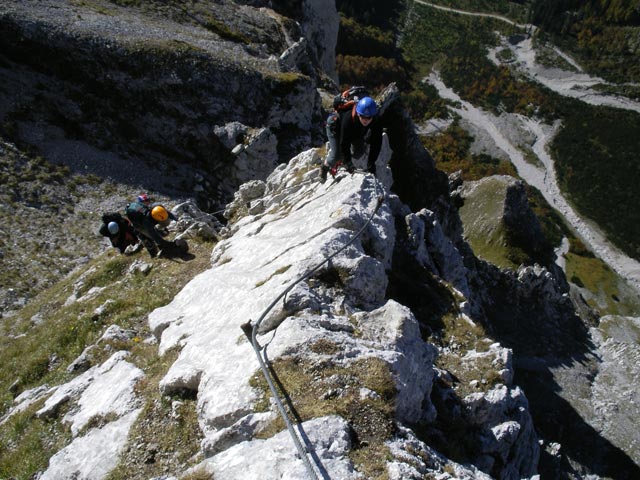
top-left (0, 0), bottom-right (336, 313)
top-left (3, 145), bottom-right (543, 479)
top-left (1, 1), bottom-right (639, 479)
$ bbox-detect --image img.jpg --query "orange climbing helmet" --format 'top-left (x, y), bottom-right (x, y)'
top-left (151, 205), bottom-right (169, 222)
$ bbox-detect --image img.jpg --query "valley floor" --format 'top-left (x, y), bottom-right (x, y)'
top-left (418, 1), bottom-right (640, 296)
top-left (426, 71), bottom-right (640, 295)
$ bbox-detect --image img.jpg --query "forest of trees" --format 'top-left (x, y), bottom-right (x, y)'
top-left (333, 1), bottom-right (410, 91)
top-left (552, 101), bottom-right (640, 260)
top-left (531, 0), bottom-right (640, 82)
top-left (334, 0), bottom-right (406, 31)
top-left (532, 0), bottom-right (640, 27)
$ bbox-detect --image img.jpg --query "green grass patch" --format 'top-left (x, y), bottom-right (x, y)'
top-left (264, 72), bottom-right (310, 98)
top-left (565, 241), bottom-right (640, 317)
top-left (431, 312), bottom-right (501, 398)
top-left (78, 257), bottom-right (130, 295)
top-left (200, 14), bottom-right (250, 44)
top-left (104, 348), bottom-right (204, 480)
top-left (0, 401), bottom-right (73, 480)
top-left (0, 238), bottom-right (213, 479)
top-left (458, 176), bottom-right (530, 269)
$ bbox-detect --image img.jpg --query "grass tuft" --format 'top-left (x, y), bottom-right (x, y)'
top-left (250, 355), bottom-right (397, 476)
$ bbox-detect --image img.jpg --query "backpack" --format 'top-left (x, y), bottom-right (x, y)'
top-left (125, 201), bottom-right (150, 219)
top-left (332, 86), bottom-right (369, 113)
top-left (125, 202), bottom-right (151, 216)
top-left (102, 212), bottom-right (126, 226)
top-left (327, 86), bottom-right (371, 134)
top-left (100, 212), bottom-right (139, 252)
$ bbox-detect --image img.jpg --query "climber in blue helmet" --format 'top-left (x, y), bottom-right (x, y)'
top-left (99, 212), bottom-right (140, 254)
top-left (319, 95), bottom-right (383, 183)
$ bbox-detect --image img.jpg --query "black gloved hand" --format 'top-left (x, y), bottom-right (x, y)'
top-left (345, 161), bottom-right (355, 174)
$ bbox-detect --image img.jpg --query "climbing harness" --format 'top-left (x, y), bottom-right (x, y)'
top-left (241, 173), bottom-right (385, 479)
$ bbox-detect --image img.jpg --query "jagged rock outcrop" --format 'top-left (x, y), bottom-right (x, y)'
top-left (281, 0), bottom-right (340, 83)
top-left (565, 315), bottom-right (640, 466)
top-left (212, 122), bottom-right (279, 200)
top-left (458, 175), bottom-right (550, 269)
top-left (454, 176), bottom-right (640, 476)
top-left (2, 2), bottom-right (639, 480)
top-left (238, 0), bottom-right (339, 83)
top-left (2, 117), bottom-right (572, 480)
top-left (502, 180), bottom-right (545, 253)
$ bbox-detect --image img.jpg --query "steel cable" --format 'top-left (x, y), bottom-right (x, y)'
top-left (241, 172), bottom-right (384, 479)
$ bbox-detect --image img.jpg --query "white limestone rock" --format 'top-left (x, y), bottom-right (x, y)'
top-left (586, 316), bottom-right (640, 463)
top-left (409, 208), bottom-right (471, 300)
top-left (386, 424), bottom-right (493, 480)
top-left (0, 384), bottom-right (55, 426)
top-left (464, 384), bottom-right (539, 476)
top-left (146, 143), bottom-right (541, 478)
top-left (202, 411), bottom-right (277, 457)
top-left (32, 352), bottom-right (144, 480)
top-left (149, 148), bottom-right (396, 437)
top-left (39, 409), bottom-right (141, 480)
top-left (36, 351), bottom-right (143, 437)
top-left (214, 122), bottom-right (279, 190)
top-left (192, 415), bottom-right (360, 480)
top-left (352, 301), bottom-right (438, 424)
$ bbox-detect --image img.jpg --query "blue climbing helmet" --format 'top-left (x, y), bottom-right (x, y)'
top-left (355, 96), bottom-right (378, 117)
top-left (107, 221), bottom-right (120, 235)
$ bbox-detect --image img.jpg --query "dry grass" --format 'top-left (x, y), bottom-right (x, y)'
top-left (0, 238), bottom-right (214, 480)
top-left (250, 355), bottom-right (397, 477)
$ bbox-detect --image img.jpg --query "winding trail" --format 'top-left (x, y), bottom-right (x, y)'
top-left (427, 72), bottom-right (640, 293)
top-left (415, 1), bottom-right (640, 293)
top-left (414, 0), bottom-right (531, 29)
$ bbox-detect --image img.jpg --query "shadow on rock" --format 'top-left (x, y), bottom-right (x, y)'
top-left (480, 260), bottom-right (640, 479)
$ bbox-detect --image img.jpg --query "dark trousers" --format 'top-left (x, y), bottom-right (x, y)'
top-left (129, 215), bottom-right (172, 254)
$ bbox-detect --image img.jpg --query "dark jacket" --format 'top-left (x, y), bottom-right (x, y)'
top-left (335, 106), bottom-right (383, 167)
top-left (99, 213), bottom-right (139, 253)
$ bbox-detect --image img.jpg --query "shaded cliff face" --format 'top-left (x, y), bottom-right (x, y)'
top-left (0, 0), bottom-right (329, 207)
